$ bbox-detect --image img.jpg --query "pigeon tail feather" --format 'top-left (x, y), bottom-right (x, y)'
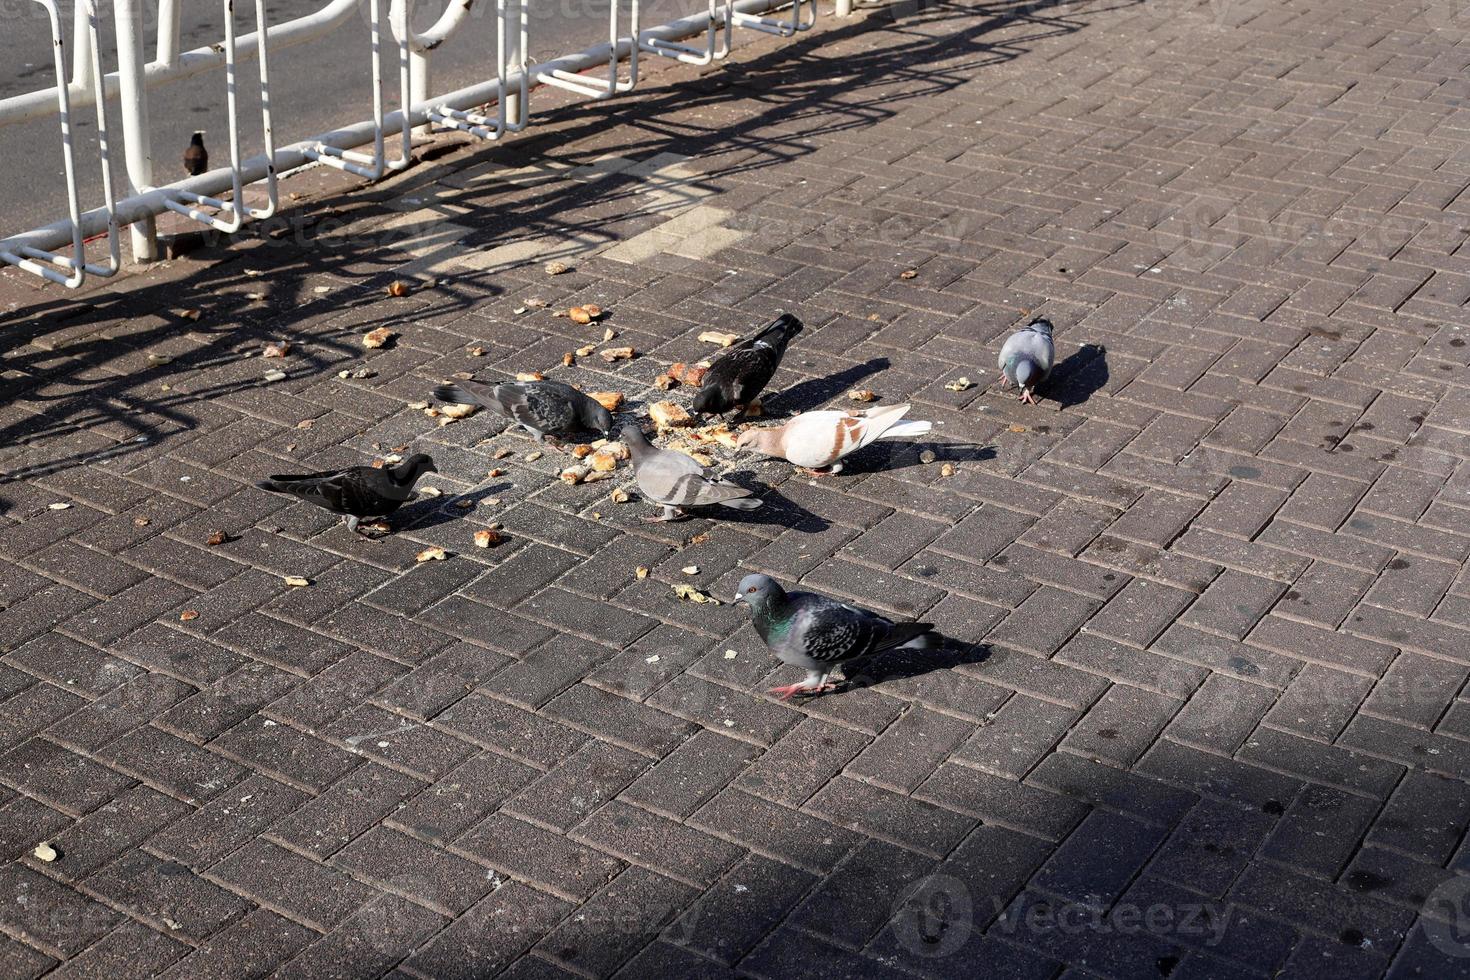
top-left (433, 383), bottom-right (477, 405)
top-left (719, 497), bottom-right (763, 511)
top-left (871, 622), bottom-right (937, 654)
top-left (879, 421), bottom-right (932, 440)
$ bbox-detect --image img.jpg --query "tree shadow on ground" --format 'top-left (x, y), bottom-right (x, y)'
top-left (1, 0), bottom-right (1124, 483)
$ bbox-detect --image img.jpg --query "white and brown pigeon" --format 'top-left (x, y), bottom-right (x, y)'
top-left (735, 403), bottom-right (932, 476)
top-left (997, 317), bottom-right (1055, 405)
top-left (255, 454), bottom-right (437, 536)
top-left (622, 425), bottom-right (762, 523)
top-left (734, 573), bottom-right (939, 700)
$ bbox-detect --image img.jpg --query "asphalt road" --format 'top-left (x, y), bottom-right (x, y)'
top-left (0, 0), bottom-right (696, 239)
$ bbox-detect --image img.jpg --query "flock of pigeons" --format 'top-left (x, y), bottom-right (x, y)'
top-left (254, 312), bottom-right (1057, 699)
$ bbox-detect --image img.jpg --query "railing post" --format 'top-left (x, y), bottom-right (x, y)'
top-left (112, 0), bottom-right (158, 263)
top-left (410, 47), bottom-right (431, 136)
top-left (504, 0), bottom-right (523, 128)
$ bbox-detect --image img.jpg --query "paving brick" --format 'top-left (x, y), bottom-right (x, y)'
top-left (274, 894), bottom-right (447, 980)
top-left (732, 717), bottom-right (869, 807)
top-left (954, 694), bottom-right (1076, 779)
top-left (434, 693), bottom-right (588, 770)
top-left (534, 867), bottom-right (697, 977)
top-left (41, 921), bottom-right (187, 980)
top-left (646, 673), bottom-right (800, 747)
top-left (1258, 783), bottom-right (1381, 881)
top-left (504, 737), bottom-right (649, 832)
top-left (806, 775), bottom-right (975, 858)
top-left (458, 812), bottom-right (624, 900)
top-left (392, 751), bottom-right (540, 841)
top-left (0, 864), bottom-right (121, 955)
top-left (790, 839), bottom-right (934, 948)
top-left (268, 763), bottom-right (425, 859)
top-left (542, 682), bottom-right (695, 759)
top-left (1276, 560), bottom-right (1375, 628)
top-left (621, 730), bottom-right (760, 818)
top-left (405, 882), bottom-right (572, 979)
top-left (573, 799), bottom-right (745, 887)
top-left (1228, 863), bottom-right (1412, 950)
top-left (334, 825), bottom-right (496, 914)
top-left (1033, 810), bottom-right (1170, 907)
top-left (1147, 797), bottom-right (1277, 899)
top-left (692, 788), bottom-right (859, 874)
top-left (1361, 652), bottom-right (1467, 730)
top-left (157, 909), bottom-right (316, 980)
top-left (666, 853), bottom-right (816, 965)
top-left (743, 925), bottom-right (912, 980)
top-left (1366, 771), bottom-right (1470, 866)
top-left (843, 707), bottom-right (974, 793)
top-left (1062, 684), bottom-right (1182, 766)
top-left (1083, 578), bottom-right (1197, 648)
top-left (89, 849), bottom-right (253, 939)
top-left (0, 737), bottom-right (136, 815)
top-left (209, 718), bottom-right (359, 793)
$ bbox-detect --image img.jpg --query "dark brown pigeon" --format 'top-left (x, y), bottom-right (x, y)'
top-left (255, 454), bottom-right (437, 535)
top-left (183, 132), bottom-right (208, 176)
top-left (691, 312), bottom-right (804, 417)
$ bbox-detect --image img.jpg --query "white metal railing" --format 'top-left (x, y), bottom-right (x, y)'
top-left (0, 0), bottom-right (831, 289)
top-left (0, 0), bottom-right (120, 286)
top-left (162, 0), bottom-right (280, 232)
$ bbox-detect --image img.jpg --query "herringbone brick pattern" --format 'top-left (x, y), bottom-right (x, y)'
top-left (1, 0), bottom-right (1468, 976)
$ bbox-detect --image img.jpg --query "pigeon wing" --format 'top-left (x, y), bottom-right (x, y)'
top-left (787, 596), bottom-right (889, 664)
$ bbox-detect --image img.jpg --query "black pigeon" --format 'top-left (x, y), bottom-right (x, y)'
top-left (183, 132), bottom-right (208, 176)
top-left (255, 453), bottom-right (437, 535)
top-left (434, 378), bottom-right (613, 449)
top-left (691, 313), bottom-right (803, 416)
top-left (734, 573), bottom-right (938, 700)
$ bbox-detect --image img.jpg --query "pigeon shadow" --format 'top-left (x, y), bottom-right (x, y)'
top-left (1047, 344), bottom-right (1109, 408)
top-left (680, 480), bottom-right (830, 532)
top-left (825, 637), bottom-right (992, 695)
top-left (397, 483), bottom-right (514, 531)
top-left (763, 357), bottom-right (892, 415)
top-left (841, 440), bottom-right (997, 474)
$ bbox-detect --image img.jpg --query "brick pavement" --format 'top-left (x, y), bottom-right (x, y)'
top-left (2, 0), bottom-right (1470, 976)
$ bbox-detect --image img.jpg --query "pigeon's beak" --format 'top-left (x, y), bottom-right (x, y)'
top-left (733, 592), bottom-right (746, 605)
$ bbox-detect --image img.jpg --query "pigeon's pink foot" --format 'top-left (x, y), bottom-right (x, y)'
top-left (999, 374), bottom-right (1011, 388)
top-left (798, 467), bottom-right (837, 478)
top-left (766, 682), bottom-right (839, 701)
top-left (1019, 389), bottom-right (1038, 405)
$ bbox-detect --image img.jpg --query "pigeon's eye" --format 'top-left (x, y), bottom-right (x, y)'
top-left (746, 587), bottom-right (758, 593)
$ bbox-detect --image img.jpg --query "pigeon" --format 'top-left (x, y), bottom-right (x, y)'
top-left (691, 313), bottom-right (804, 416)
top-left (434, 378), bottom-right (613, 449)
top-left (997, 317), bottom-right (1055, 405)
top-left (736, 403), bottom-right (933, 475)
top-left (183, 131), bottom-right (208, 176)
top-left (622, 424), bottom-right (762, 522)
top-left (734, 574), bottom-right (939, 700)
top-left (255, 453), bottom-right (437, 535)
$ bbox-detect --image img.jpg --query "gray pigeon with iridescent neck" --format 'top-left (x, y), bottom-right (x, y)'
top-left (997, 318), bottom-right (1055, 405)
top-left (734, 573), bottom-right (938, 700)
top-left (622, 425), bottom-right (762, 523)
top-left (434, 378), bottom-right (613, 449)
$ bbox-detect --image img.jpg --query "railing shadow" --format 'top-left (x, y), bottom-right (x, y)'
top-left (0, 0), bottom-right (1132, 486)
